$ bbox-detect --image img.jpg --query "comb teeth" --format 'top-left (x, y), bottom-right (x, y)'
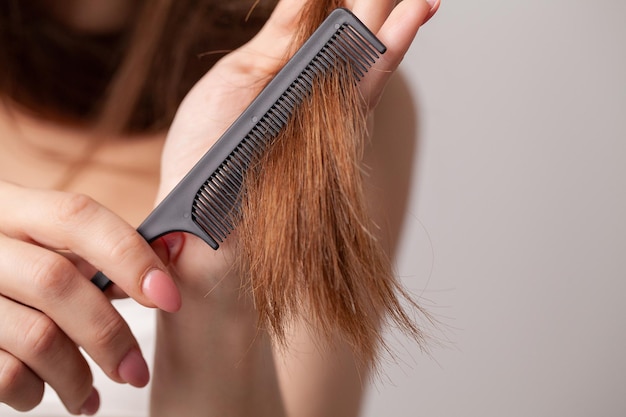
top-left (191, 10), bottom-right (385, 246)
top-left (329, 25), bottom-right (381, 80)
top-left (193, 144), bottom-right (258, 242)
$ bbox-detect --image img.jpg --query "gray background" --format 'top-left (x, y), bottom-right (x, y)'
top-left (363, 1), bottom-right (626, 416)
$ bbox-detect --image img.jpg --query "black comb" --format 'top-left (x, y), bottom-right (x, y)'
top-left (91, 8), bottom-right (386, 291)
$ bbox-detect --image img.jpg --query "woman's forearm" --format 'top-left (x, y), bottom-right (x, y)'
top-left (149, 275), bottom-right (285, 417)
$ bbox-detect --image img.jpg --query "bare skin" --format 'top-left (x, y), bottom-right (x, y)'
top-left (0, 0), bottom-right (439, 415)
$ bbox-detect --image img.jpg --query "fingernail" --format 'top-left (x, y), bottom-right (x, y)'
top-left (425, 0), bottom-right (438, 9)
top-left (141, 269), bottom-right (181, 313)
top-left (118, 348), bottom-right (150, 387)
top-left (80, 387), bottom-right (100, 415)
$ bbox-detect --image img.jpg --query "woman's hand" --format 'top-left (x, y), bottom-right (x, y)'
top-left (150, 1), bottom-right (439, 415)
top-left (0, 180), bottom-right (181, 414)
top-left (160, 0), bottom-right (440, 193)
top-left (157, 0), bottom-right (440, 293)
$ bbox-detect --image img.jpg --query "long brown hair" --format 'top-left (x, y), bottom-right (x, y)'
top-left (239, 0), bottom-right (430, 366)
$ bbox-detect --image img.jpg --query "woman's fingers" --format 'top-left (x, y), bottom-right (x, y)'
top-left (359, 0), bottom-right (440, 107)
top-left (0, 295), bottom-right (95, 413)
top-left (348, 0), bottom-right (396, 32)
top-left (260, 0), bottom-right (307, 39)
top-left (0, 349), bottom-right (43, 412)
top-left (0, 182), bottom-right (181, 313)
top-left (232, 0), bottom-right (309, 78)
top-left (0, 181), bottom-right (172, 413)
top-left (0, 235), bottom-right (150, 385)
top-left (243, 0), bottom-right (439, 109)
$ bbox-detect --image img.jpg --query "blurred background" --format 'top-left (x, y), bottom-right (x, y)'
top-left (362, 0), bottom-right (626, 416)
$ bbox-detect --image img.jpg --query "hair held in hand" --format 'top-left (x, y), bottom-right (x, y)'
top-left (0, 0), bottom-right (431, 367)
top-left (238, 0), bottom-right (431, 366)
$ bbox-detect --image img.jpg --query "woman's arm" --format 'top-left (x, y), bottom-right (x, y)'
top-left (150, 243), bottom-right (284, 416)
top-left (150, 0), bottom-right (439, 415)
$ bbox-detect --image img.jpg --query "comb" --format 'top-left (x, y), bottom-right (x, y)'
top-left (91, 8), bottom-right (386, 291)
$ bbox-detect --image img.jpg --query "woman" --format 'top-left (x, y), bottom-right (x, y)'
top-left (0, 0), bottom-right (439, 415)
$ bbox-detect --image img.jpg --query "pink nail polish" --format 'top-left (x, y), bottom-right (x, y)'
top-left (118, 348), bottom-right (150, 387)
top-left (141, 269), bottom-right (181, 313)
